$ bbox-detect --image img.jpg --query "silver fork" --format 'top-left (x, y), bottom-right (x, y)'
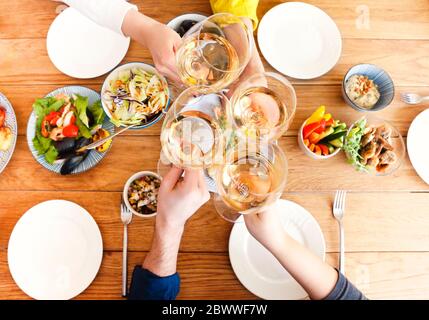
top-left (333, 190), bottom-right (347, 274)
top-left (121, 200), bottom-right (133, 297)
top-left (400, 93), bottom-right (429, 105)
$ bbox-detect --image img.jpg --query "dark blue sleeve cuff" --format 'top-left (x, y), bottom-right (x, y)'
top-left (127, 266), bottom-right (180, 300)
top-left (324, 270), bottom-right (367, 300)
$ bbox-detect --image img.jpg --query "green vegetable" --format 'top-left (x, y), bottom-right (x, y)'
top-left (329, 138), bottom-right (343, 148)
top-left (88, 100), bottom-right (105, 126)
top-left (44, 145), bottom-right (59, 164)
top-left (74, 94), bottom-right (90, 128)
top-left (32, 97), bottom-right (64, 163)
top-left (343, 118), bottom-right (367, 171)
top-left (320, 130), bottom-right (347, 144)
top-left (75, 115), bottom-right (92, 138)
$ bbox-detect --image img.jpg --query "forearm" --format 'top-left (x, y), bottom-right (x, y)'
top-left (64, 0), bottom-right (137, 36)
top-left (273, 234), bottom-right (338, 300)
top-left (121, 10), bottom-right (159, 47)
top-left (142, 221), bottom-right (184, 277)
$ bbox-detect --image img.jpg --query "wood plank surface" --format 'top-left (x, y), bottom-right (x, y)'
top-left (3, 0), bottom-right (429, 40)
top-left (1, 0), bottom-right (429, 300)
top-left (1, 136), bottom-right (428, 192)
top-left (1, 191), bottom-right (429, 253)
top-left (1, 83), bottom-right (428, 137)
top-left (2, 38), bottom-right (429, 86)
top-left (1, 251), bottom-right (429, 300)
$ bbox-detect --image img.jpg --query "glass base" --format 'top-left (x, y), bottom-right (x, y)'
top-left (212, 193), bottom-right (244, 223)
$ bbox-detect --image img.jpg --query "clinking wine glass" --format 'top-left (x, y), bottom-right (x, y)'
top-left (213, 138), bottom-right (288, 223)
top-left (159, 85), bottom-right (231, 170)
top-left (228, 72), bottom-right (297, 141)
top-left (176, 13), bottom-right (253, 93)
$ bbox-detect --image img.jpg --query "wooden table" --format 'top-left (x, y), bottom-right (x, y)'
top-left (1, 0), bottom-right (429, 300)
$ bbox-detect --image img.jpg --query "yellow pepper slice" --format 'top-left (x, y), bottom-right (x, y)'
top-left (306, 105), bottom-right (325, 125)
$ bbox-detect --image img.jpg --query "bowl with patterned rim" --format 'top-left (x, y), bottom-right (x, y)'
top-left (27, 86), bottom-right (114, 175)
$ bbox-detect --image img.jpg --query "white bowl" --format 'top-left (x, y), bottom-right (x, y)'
top-left (123, 171), bottom-right (162, 218)
top-left (167, 13), bottom-right (208, 36)
top-left (101, 62), bottom-right (170, 129)
top-left (298, 119), bottom-right (341, 160)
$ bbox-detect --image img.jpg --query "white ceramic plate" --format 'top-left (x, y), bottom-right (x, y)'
top-left (229, 199), bottom-right (326, 300)
top-left (258, 2), bottom-right (342, 79)
top-left (407, 109), bottom-right (429, 185)
top-left (8, 200), bottom-right (103, 300)
top-left (47, 7), bottom-right (130, 79)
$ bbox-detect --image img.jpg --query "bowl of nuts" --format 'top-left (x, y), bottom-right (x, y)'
top-left (123, 171), bottom-right (162, 218)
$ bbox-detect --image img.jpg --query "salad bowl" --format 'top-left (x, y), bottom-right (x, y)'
top-left (27, 86), bottom-right (114, 175)
top-left (343, 114), bottom-right (405, 176)
top-left (101, 62), bottom-right (171, 130)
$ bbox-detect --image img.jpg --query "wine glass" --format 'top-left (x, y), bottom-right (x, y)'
top-left (228, 72), bottom-right (297, 141)
top-left (213, 138), bottom-right (288, 222)
top-left (160, 85), bottom-right (231, 169)
top-left (176, 13), bottom-right (254, 93)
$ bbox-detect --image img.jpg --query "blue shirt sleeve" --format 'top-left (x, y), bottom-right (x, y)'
top-left (127, 266), bottom-right (180, 300)
top-left (324, 270), bottom-right (367, 300)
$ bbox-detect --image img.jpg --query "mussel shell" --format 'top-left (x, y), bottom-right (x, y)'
top-left (60, 151), bottom-right (90, 175)
top-left (177, 20), bottom-right (197, 37)
top-left (54, 138), bottom-right (76, 159)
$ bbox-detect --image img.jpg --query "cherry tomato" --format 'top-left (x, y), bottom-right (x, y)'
top-left (0, 107), bottom-right (6, 127)
top-left (62, 124), bottom-right (79, 138)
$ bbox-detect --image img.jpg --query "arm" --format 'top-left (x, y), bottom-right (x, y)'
top-left (128, 167), bottom-right (210, 300)
top-left (244, 209), bottom-right (366, 300)
top-left (58, 0), bottom-right (182, 81)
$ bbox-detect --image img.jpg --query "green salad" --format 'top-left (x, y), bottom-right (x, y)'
top-left (32, 94), bottom-right (105, 164)
top-left (343, 118), bottom-right (367, 171)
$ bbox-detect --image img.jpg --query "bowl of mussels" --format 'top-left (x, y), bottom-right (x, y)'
top-left (167, 13), bottom-right (208, 37)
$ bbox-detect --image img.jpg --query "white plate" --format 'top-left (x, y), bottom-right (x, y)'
top-left (229, 199), bottom-right (326, 300)
top-left (8, 200), bottom-right (103, 300)
top-left (258, 2), bottom-right (342, 79)
top-left (407, 109), bottom-right (429, 185)
top-left (47, 7), bottom-right (130, 79)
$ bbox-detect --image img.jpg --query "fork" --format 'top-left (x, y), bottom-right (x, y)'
top-left (333, 190), bottom-right (347, 274)
top-left (121, 200), bottom-right (133, 297)
top-left (400, 93), bottom-right (429, 105)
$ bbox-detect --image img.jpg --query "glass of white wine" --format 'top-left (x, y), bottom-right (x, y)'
top-left (213, 138), bottom-right (288, 223)
top-left (176, 13), bottom-right (253, 93)
top-left (160, 85), bottom-right (231, 169)
top-left (229, 72), bottom-right (297, 141)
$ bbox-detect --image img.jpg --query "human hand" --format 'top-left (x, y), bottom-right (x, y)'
top-left (244, 206), bottom-right (290, 257)
top-left (122, 11), bottom-right (182, 83)
top-left (156, 166), bottom-right (210, 231)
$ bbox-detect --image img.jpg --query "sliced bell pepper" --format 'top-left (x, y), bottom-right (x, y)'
top-left (305, 105), bottom-right (325, 125)
top-left (308, 132), bottom-right (320, 144)
top-left (314, 145), bottom-right (322, 155)
top-left (303, 119), bottom-right (326, 139)
top-left (309, 143), bottom-right (316, 152)
top-left (323, 113), bottom-right (332, 121)
top-left (303, 139), bottom-right (310, 147)
top-left (319, 144), bottom-right (329, 156)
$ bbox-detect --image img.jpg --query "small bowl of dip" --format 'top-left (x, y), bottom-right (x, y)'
top-left (342, 64), bottom-right (394, 112)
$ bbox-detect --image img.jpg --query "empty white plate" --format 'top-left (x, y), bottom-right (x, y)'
top-left (258, 2), bottom-right (342, 79)
top-left (229, 199), bottom-right (325, 300)
top-left (8, 200), bottom-right (103, 300)
top-left (47, 7), bottom-right (130, 79)
top-left (408, 109), bottom-right (429, 185)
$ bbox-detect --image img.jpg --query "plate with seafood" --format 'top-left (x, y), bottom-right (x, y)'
top-left (0, 92), bottom-right (18, 173)
top-left (101, 62), bottom-right (170, 129)
top-left (27, 86), bottom-right (114, 175)
top-left (343, 115), bottom-right (405, 175)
